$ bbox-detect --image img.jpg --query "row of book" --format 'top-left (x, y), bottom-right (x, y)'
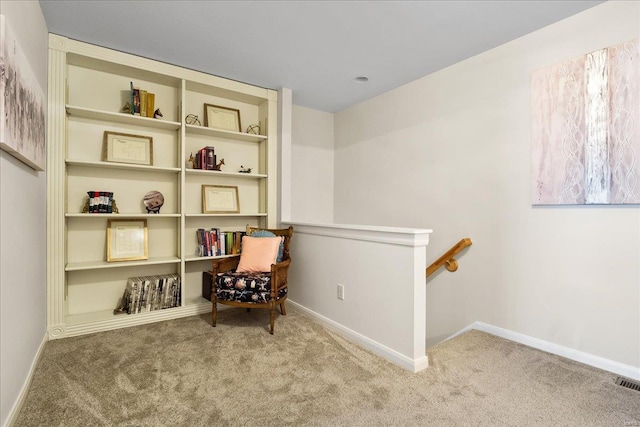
top-left (130, 81), bottom-right (155, 117)
top-left (86, 191), bottom-right (114, 213)
top-left (197, 228), bottom-right (246, 257)
top-left (114, 274), bottom-right (181, 315)
top-left (193, 146), bottom-right (218, 170)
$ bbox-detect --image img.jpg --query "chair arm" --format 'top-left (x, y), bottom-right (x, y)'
top-left (270, 258), bottom-right (291, 292)
top-left (210, 256), bottom-right (240, 275)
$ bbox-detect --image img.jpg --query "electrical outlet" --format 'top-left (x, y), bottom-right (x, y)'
top-left (337, 284), bottom-right (345, 300)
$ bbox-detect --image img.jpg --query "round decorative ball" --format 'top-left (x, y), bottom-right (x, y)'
top-left (144, 190), bottom-right (164, 214)
top-left (246, 124), bottom-right (260, 135)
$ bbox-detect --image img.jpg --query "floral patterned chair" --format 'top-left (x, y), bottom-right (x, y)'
top-left (209, 225), bottom-right (293, 334)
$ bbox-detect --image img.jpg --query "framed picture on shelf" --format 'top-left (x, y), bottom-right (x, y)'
top-left (204, 104), bottom-right (241, 132)
top-left (103, 131), bottom-right (153, 166)
top-left (202, 185), bottom-right (240, 213)
top-left (107, 219), bottom-right (148, 262)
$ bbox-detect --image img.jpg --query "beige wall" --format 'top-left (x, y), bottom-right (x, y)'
top-left (291, 105), bottom-right (334, 223)
top-left (333, 1), bottom-right (640, 369)
top-left (0, 1), bottom-right (48, 425)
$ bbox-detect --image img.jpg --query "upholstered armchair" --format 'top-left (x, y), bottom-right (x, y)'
top-left (209, 225), bottom-right (293, 334)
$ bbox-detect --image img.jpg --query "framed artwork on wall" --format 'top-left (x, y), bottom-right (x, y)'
top-left (0, 15), bottom-right (46, 171)
top-left (531, 38), bottom-right (639, 205)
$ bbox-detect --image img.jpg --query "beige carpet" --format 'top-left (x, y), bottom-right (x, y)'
top-left (14, 309), bottom-right (640, 426)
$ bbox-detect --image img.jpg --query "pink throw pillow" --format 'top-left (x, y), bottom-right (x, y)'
top-left (236, 236), bottom-right (281, 273)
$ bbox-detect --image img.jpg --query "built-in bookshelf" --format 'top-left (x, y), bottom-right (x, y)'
top-left (47, 35), bottom-right (278, 338)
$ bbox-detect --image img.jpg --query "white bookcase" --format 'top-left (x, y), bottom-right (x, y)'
top-left (47, 35), bottom-right (278, 338)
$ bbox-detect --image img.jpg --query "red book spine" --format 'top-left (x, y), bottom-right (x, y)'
top-left (200, 148), bottom-right (206, 170)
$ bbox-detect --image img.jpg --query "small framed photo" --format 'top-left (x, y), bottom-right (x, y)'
top-left (204, 104), bottom-right (241, 132)
top-left (103, 131), bottom-right (153, 166)
top-left (202, 185), bottom-right (240, 214)
top-left (107, 219), bottom-right (148, 262)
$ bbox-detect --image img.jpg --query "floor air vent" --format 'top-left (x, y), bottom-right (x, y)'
top-left (615, 376), bottom-right (640, 392)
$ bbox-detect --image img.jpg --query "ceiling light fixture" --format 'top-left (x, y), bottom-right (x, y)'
top-left (355, 76), bottom-right (369, 83)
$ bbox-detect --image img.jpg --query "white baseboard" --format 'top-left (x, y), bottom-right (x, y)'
top-left (288, 300), bottom-right (428, 373)
top-left (4, 333), bottom-right (48, 427)
top-left (453, 322), bottom-right (640, 381)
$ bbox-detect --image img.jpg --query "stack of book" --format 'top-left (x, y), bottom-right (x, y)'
top-left (129, 81), bottom-right (155, 117)
top-left (193, 146), bottom-right (217, 170)
top-left (114, 273), bottom-right (181, 315)
top-left (197, 228), bottom-right (245, 257)
top-left (86, 191), bottom-right (114, 213)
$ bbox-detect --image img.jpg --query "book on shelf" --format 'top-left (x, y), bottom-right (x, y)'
top-left (206, 147), bottom-right (215, 170)
top-left (132, 87), bottom-right (140, 116)
top-left (129, 82), bottom-right (155, 117)
top-left (146, 93), bottom-right (155, 118)
top-left (233, 231), bottom-right (243, 254)
top-left (196, 228), bottom-right (245, 257)
top-left (194, 146), bottom-right (216, 170)
top-left (220, 231), bottom-right (226, 255)
top-left (86, 191), bottom-right (114, 213)
top-left (140, 90), bottom-right (148, 117)
top-left (114, 273), bottom-right (181, 315)
top-left (130, 81), bottom-right (134, 115)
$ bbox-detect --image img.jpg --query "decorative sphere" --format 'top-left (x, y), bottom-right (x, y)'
top-left (246, 124), bottom-right (260, 135)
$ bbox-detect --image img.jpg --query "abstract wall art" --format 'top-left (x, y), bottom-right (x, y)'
top-left (531, 39), bottom-right (639, 205)
top-left (0, 14), bottom-right (46, 171)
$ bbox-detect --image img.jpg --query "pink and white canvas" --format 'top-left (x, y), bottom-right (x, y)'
top-left (0, 15), bottom-right (46, 171)
top-left (531, 39), bottom-right (639, 205)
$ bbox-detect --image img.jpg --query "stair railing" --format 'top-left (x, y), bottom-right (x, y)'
top-left (426, 238), bottom-right (472, 278)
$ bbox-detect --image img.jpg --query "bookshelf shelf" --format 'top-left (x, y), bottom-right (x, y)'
top-left (185, 124), bottom-right (266, 142)
top-left (65, 213), bottom-right (181, 218)
top-left (66, 159), bottom-right (181, 174)
top-left (185, 254), bottom-right (240, 263)
top-left (185, 169), bottom-right (267, 179)
top-left (65, 257), bottom-right (181, 272)
top-left (47, 34), bottom-right (278, 339)
top-left (66, 105), bottom-right (182, 130)
top-left (65, 302), bottom-right (210, 329)
top-left (185, 213), bottom-right (268, 218)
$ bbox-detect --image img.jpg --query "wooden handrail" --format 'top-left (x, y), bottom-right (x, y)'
top-left (426, 238), bottom-right (472, 277)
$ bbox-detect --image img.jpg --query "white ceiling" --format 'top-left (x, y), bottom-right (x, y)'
top-left (39, 0), bottom-right (603, 112)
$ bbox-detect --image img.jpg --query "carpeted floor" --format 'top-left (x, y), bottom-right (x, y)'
top-left (14, 308), bottom-right (640, 426)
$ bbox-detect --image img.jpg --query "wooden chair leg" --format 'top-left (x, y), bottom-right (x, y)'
top-left (269, 308), bottom-right (275, 334)
top-left (212, 298), bottom-right (217, 327)
top-left (280, 300), bottom-right (286, 315)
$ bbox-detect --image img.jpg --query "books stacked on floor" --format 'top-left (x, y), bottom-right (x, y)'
top-left (114, 273), bottom-right (181, 315)
top-left (196, 228), bottom-right (245, 257)
top-left (194, 146), bottom-right (217, 170)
